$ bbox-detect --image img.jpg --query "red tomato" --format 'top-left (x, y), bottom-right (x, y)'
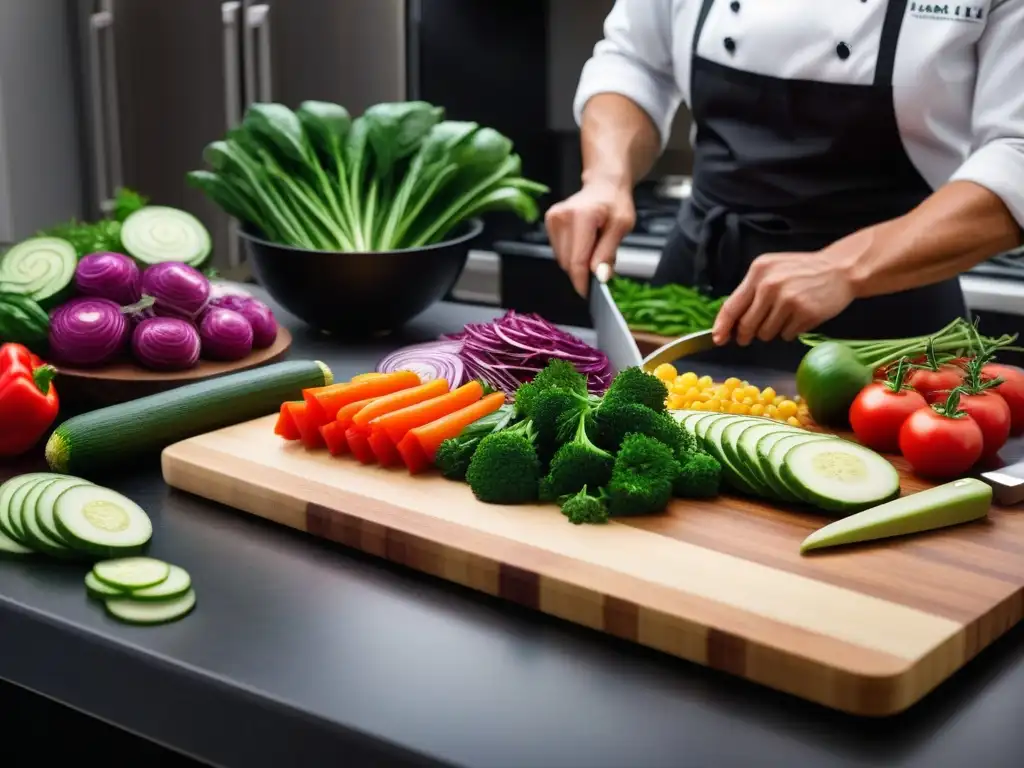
top-left (907, 364), bottom-right (965, 398)
top-left (981, 363), bottom-right (1024, 436)
top-left (849, 383), bottom-right (928, 453)
top-left (958, 391), bottom-right (1011, 461)
top-left (898, 406), bottom-right (984, 480)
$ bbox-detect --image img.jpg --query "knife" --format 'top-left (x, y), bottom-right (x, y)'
top-left (980, 461), bottom-right (1024, 505)
top-left (589, 264), bottom-right (643, 373)
top-left (590, 264), bottom-right (718, 373)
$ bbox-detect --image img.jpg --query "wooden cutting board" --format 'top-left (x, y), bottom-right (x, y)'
top-left (161, 415), bottom-right (1024, 717)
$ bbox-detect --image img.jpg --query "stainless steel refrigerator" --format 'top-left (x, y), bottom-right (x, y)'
top-left (72, 0), bottom-right (412, 278)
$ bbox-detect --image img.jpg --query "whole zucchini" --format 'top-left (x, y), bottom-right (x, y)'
top-left (46, 359), bottom-right (332, 476)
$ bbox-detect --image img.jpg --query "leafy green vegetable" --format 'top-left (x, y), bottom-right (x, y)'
top-left (189, 100), bottom-right (549, 252)
top-left (37, 187), bottom-right (149, 257)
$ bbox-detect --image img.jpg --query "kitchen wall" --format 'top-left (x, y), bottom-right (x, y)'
top-left (0, 0), bottom-right (84, 242)
top-left (546, 0), bottom-right (694, 181)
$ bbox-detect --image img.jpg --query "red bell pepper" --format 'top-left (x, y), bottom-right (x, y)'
top-left (0, 343), bottom-right (60, 458)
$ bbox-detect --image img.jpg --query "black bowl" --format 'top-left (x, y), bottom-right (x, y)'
top-left (241, 218), bottom-right (483, 336)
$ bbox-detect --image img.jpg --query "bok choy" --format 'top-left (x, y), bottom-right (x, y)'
top-left (187, 100), bottom-right (549, 252)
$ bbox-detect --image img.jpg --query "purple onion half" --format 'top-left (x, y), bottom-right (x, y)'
top-left (140, 261), bottom-right (211, 320)
top-left (48, 297), bottom-right (130, 367)
top-left (199, 307), bottom-right (254, 361)
top-left (75, 251), bottom-right (142, 305)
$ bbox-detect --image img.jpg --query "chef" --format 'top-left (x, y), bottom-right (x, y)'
top-left (546, 0), bottom-right (1024, 368)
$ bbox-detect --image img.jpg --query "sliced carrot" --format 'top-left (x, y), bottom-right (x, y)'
top-left (406, 392), bottom-right (507, 463)
top-left (285, 402), bottom-right (323, 450)
top-left (351, 378), bottom-right (449, 429)
top-left (368, 427), bottom-right (402, 467)
top-left (320, 421), bottom-right (349, 456)
top-left (274, 401), bottom-right (302, 440)
top-left (311, 370), bottom-right (421, 422)
top-left (373, 381), bottom-right (484, 445)
top-left (346, 427), bottom-right (376, 464)
top-left (336, 397), bottom-right (378, 429)
top-left (351, 372), bottom-right (385, 382)
top-left (397, 432), bottom-right (431, 474)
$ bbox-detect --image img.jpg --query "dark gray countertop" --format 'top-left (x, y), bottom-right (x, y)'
top-left (3, 295), bottom-right (1024, 768)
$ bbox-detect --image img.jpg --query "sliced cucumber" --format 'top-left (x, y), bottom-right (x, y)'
top-left (55, 485), bottom-right (153, 555)
top-left (766, 433), bottom-right (835, 500)
top-left (0, 236), bottom-right (77, 307)
top-left (8, 477), bottom-right (45, 543)
top-left (93, 557), bottom-right (170, 590)
top-left (694, 412), bottom-right (731, 443)
top-left (0, 474), bottom-right (44, 554)
top-left (22, 478), bottom-right (76, 558)
top-left (105, 588), bottom-right (197, 626)
top-left (130, 565), bottom-right (191, 601)
top-left (120, 206), bottom-right (212, 267)
top-left (734, 422), bottom-right (803, 502)
top-left (704, 415), bottom-right (763, 496)
top-left (36, 476), bottom-right (91, 544)
top-left (85, 571), bottom-right (125, 600)
top-left (781, 439), bottom-right (902, 514)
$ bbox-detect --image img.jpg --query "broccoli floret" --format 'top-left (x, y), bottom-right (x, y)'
top-left (434, 405), bottom-right (516, 481)
top-left (602, 367), bottom-right (668, 413)
top-left (465, 420), bottom-right (541, 504)
top-left (539, 411), bottom-right (614, 500)
top-left (673, 450), bottom-right (722, 498)
top-left (515, 359), bottom-right (589, 418)
top-left (606, 433), bottom-right (680, 517)
top-left (530, 387), bottom-right (588, 456)
top-left (559, 485), bottom-right (609, 525)
top-left (595, 401), bottom-right (695, 455)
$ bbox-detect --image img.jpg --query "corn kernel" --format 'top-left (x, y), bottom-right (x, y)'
top-left (742, 397), bottom-right (755, 406)
top-left (777, 400), bottom-right (798, 419)
top-left (706, 398), bottom-right (721, 411)
top-left (773, 395), bottom-right (785, 406)
top-left (697, 375), bottom-right (714, 388)
top-left (653, 363), bottom-right (677, 382)
top-left (678, 371), bottom-right (699, 387)
top-left (787, 416), bottom-right (801, 427)
top-left (667, 394), bottom-right (686, 410)
top-left (761, 386), bottom-right (776, 402)
top-left (750, 404), bottom-right (765, 416)
top-left (723, 377), bottom-right (741, 390)
top-left (690, 401), bottom-right (705, 410)
top-left (766, 404), bottom-right (778, 418)
top-left (728, 402), bottom-right (749, 414)
top-left (741, 385), bottom-right (759, 401)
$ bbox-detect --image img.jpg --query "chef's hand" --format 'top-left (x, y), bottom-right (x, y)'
top-left (545, 179), bottom-right (635, 296)
top-left (712, 250), bottom-right (856, 346)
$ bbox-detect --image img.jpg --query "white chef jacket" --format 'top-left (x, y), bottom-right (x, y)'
top-left (573, 0), bottom-right (1024, 229)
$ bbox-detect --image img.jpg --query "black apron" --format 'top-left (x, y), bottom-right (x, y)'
top-left (653, 0), bottom-right (968, 371)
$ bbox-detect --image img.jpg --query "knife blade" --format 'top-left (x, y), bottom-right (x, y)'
top-left (641, 328), bottom-right (717, 371)
top-left (589, 267), bottom-right (642, 374)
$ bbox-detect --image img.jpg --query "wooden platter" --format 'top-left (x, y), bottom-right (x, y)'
top-left (161, 414), bottom-right (1024, 717)
top-left (56, 327), bottom-right (292, 409)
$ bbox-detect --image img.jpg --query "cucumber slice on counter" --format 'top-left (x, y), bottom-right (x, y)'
top-left (22, 477), bottom-right (76, 558)
top-left (694, 412), bottom-right (730, 443)
top-left (130, 565), bottom-right (191, 601)
top-left (105, 588), bottom-right (197, 626)
top-left (36, 476), bottom-right (92, 545)
top-left (0, 474), bottom-right (44, 554)
top-left (85, 571), bottom-right (124, 600)
top-left (120, 206), bottom-right (211, 267)
top-left (781, 438), bottom-right (901, 514)
top-left (8, 477), bottom-right (44, 543)
top-left (800, 478), bottom-right (991, 553)
top-left (55, 485), bottom-right (153, 555)
top-left (93, 557), bottom-right (169, 590)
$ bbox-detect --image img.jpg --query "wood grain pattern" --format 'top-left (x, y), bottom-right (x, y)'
top-left (56, 327), bottom-right (292, 409)
top-left (160, 415), bottom-right (1022, 716)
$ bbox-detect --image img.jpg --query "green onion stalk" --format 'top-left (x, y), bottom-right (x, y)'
top-left (798, 318), bottom-right (1022, 372)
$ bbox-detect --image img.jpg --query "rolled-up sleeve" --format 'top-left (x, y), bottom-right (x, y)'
top-left (572, 0), bottom-right (682, 151)
top-left (949, 0), bottom-right (1024, 229)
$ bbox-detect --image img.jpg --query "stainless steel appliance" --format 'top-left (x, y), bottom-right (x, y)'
top-left (70, 0), bottom-right (550, 280)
